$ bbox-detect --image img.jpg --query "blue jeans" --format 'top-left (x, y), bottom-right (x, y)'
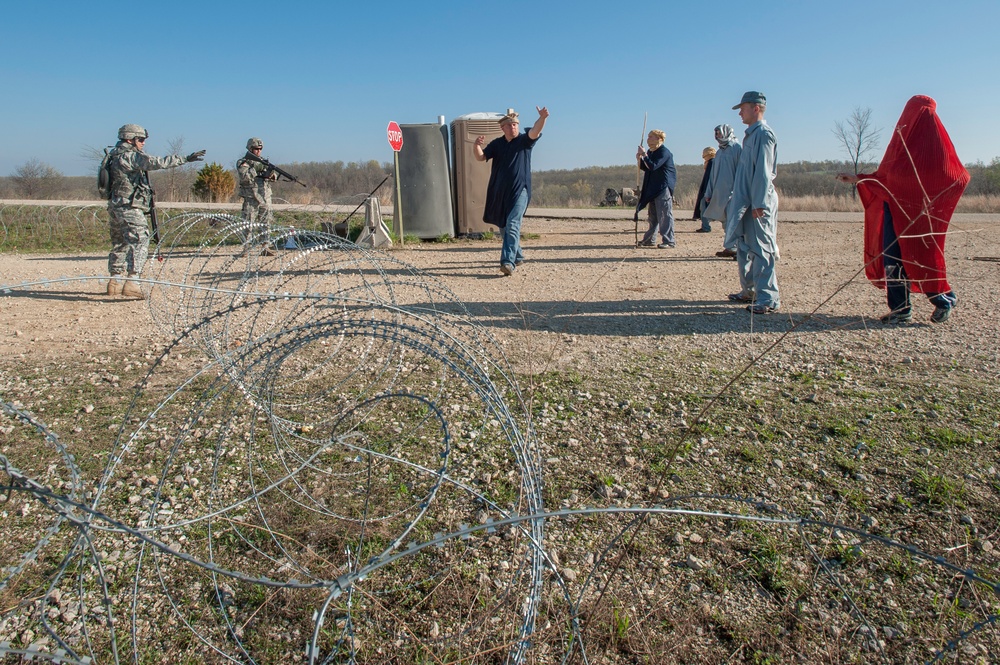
top-left (500, 188), bottom-right (528, 267)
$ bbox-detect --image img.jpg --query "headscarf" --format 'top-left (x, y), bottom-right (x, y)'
top-left (857, 95), bottom-right (969, 294)
top-left (702, 147), bottom-right (716, 166)
top-left (714, 124), bottom-right (737, 149)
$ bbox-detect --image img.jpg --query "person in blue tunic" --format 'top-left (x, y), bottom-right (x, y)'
top-left (725, 92), bottom-right (780, 313)
top-left (474, 106), bottom-right (549, 276)
top-left (703, 124), bottom-right (743, 259)
top-left (635, 129), bottom-right (677, 248)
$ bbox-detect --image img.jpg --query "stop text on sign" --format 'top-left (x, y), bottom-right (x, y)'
top-left (387, 121), bottom-right (403, 152)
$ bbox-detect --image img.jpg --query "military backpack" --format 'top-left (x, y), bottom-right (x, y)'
top-left (97, 147), bottom-right (114, 199)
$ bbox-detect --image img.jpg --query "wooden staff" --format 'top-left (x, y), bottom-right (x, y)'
top-left (635, 112), bottom-right (647, 246)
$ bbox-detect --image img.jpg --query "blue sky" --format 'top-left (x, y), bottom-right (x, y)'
top-left (3, 0), bottom-right (998, 177)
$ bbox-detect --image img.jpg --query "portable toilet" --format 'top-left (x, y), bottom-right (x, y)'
top-left (450, 112), bottom-right (506, 236)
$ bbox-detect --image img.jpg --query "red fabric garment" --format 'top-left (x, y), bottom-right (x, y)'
top-left (856, 95), bottom-right (969, 294)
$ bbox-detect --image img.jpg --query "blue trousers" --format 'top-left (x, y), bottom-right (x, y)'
top-left (640, 191), bottom-right (675, 246)
top-left (500, 188), bottom-right (528, 268)
top-left (737, 209), bottom-right (780, 309)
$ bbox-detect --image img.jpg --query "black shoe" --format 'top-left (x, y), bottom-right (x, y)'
top-left (716, 248), bottom-right (736, 258)
top-left (747, 304), bottom-right (778, 314)
top-left (695, 228), bottom-right (711, 233)
top-left (930, 306), bottom-right (951, 323)
top-left (637, 240), bottom-right (655, 247)
top-left (880, 310), bottom-right (913, 324)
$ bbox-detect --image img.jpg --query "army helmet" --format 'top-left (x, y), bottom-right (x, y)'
top-left (247, 137), bottom-right (263, 151)
top-left (118, 124), bottom-right (148, 141)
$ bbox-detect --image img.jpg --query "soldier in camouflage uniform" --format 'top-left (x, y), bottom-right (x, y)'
top-left (106, 124), bottom-right (205, 298)
top-left (237, 137), bottom-right (278, 256)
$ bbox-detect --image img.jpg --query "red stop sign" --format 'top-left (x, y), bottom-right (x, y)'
top-left (387, 121), bottom-right (403, 152)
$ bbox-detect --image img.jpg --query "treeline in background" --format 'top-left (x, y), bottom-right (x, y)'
top-left (4, 158), bottom-right (1000, 212)
top-left (530, 160), bottom-right (1000, 212)
top-left (0, 159), bottom-right (394, 208)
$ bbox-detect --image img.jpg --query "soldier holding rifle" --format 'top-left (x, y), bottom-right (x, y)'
top-left (237, 138), bottom-right (307, 256)
top-left (237, 137), bottom-right (279, 256)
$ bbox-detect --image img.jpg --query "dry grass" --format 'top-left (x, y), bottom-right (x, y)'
top-left (777, 194), bottom-right (863, 212)
top-left (955, 193), bottom-right (1000, 213)
top-left (775, 193), bottom-right (1000, 213)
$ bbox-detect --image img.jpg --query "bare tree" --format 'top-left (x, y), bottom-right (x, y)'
top-left (79, 145), bottom-right (112, 199)
top-left (10, 159), bottom-right (64, 199)
top-left (79, 145), bottom-right (107, 165)
top-left (165, 136), bottom-right (187, 201)
top-left (985, 156), bottom-right (1000, 195)
top-left (833, 107), bottom-right (882, 199)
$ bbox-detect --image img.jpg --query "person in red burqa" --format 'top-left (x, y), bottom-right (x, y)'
top-left (838, 95), bottom-right (969, 324)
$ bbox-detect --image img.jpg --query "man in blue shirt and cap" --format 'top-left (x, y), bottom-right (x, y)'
top-left (725, 91), bottom-right (780, 313)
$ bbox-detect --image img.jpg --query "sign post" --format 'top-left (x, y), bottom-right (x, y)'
top-left (387, 121), bottom-right (404, 246)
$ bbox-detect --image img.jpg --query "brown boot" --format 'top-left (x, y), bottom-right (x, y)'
top-left (106, 278), bottom-right (123, 296)
top-left (121, 280), bottom-right (145, 299)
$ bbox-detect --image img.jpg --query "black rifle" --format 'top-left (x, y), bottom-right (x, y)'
top-left (148, 173), bottom-right (160, 246)
top-left (244, 152), bottom-right (307, 187)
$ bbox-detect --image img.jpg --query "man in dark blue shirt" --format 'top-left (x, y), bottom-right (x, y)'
top-left (474, 106), bottom-right (549, 275)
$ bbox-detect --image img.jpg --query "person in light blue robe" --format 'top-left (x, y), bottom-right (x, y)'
top-left (703, 124), bottom-right (742, 258)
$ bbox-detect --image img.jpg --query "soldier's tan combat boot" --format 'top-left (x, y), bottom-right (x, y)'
top-left (106, 278), bottom-right (123, 296)
top-left (121, 280), bottom-right (144, 299)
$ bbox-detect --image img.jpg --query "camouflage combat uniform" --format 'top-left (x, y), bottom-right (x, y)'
top-left (236, 152), bottom-right (274, 243)
top-left (107, 142), bottom-right (186, 277)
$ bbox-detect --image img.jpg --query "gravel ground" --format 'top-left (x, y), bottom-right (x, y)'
top-left (1, 212), bottom-right (999, 663)
top-left (3, 212), bottom-right (997, 366)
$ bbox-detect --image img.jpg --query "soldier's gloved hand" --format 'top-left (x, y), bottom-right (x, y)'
top-left (186, 150), bottom-right (207, 163)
